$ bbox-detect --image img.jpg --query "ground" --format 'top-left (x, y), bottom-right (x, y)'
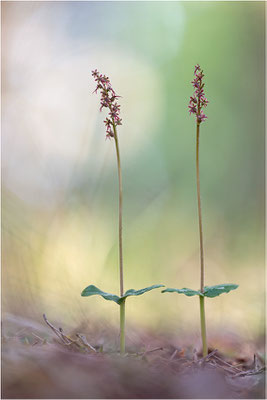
top-left (2, 314), bottom-right (265, 399)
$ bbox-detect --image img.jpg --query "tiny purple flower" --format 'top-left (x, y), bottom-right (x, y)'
top-left (189, 65), bottom-right (209, 124)
top-left (194, 64), bottom-right (201, 74)
top-left (92, 69), bottom-right (122, 139)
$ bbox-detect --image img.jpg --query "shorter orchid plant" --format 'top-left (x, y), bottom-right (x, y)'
top-left (162, 65), bottom-right (238, 356)
top-left (81, 70), bottom-right (164, 355)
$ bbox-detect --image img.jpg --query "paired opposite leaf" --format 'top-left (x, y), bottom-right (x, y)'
top-left (162, 284), bottom-right (238, 298)
top-left (81, 284), bottom-right (164, 305)
top-left (162, 288), bottom-right (203, 297)
top-left (121, 285), bottom-right (165, 301)
top-left (203, 284), bottom-right (239, 298)
top-left (81, 285), bottom-right (121, 304)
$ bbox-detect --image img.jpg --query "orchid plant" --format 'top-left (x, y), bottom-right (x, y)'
top-left (81, 70), bottom-right (164, 354)
top-left (162, 65), bottom-right (238, 356)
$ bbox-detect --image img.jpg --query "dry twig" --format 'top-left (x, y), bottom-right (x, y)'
top-left (232, 367), bottom-right (265, 378)
top-left (43, 314), bottom-right (70, 344)
top-left (43, 314), bottom-right (97, 353)
top-left (169, 349), bottom-right (178, 361)
top-left (212, 354), bottom-right (243, 373)
top-left (138, 347), bottom-right (163, 358)
top-left (76, 334), bottom-right (97, 352)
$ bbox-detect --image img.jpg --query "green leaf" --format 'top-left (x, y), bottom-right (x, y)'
top-left (81, 284), bottom-right (165, 305)
top-left (162, 284), bottom-right (239, 298)
top-left (81, 285), bottom-right (121, 304)
top-left (203, 284), bottom-right (239, 298)
top-left (162, 287), bottom-right (204, 297)
top-left (120, 284), bottom-right (165, 303)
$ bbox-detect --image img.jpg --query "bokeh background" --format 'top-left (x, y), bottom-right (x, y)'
top-left (2, 1), bottom-right (265, 350)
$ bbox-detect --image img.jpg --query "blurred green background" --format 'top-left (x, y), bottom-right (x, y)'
top-left (2, 2), bottom-right (265, 347)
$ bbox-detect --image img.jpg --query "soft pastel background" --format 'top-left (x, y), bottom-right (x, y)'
top-left (2, 1), bottom-right (265, 349)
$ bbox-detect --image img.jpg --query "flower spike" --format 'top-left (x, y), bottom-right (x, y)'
top-left (91, 69), bottom-right (122, 139)
top-left (189, 65), bottom-right (209, 124)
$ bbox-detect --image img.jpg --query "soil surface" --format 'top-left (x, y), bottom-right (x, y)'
top-left (2, 314), bottom-right (265, 399)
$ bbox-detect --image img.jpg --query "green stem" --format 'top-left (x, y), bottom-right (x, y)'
top-left (113, 125), bottom-right (124, 297)
top-left (120, 299), bottom-right (126, 354)
top-left (199, 296), bottom-right (207, 356)
top-left (196, 122), bottom-right (207, 356)
top-left (196, 123), bottom-right (204, 292)
top-left (113, 122), bottom-right (125, 354)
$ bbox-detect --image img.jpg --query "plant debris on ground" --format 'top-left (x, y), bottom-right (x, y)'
top-left (2, 314), bottom-right (265, 399)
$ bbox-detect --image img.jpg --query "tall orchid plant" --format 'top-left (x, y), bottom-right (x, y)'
top-left (162, 65), bottom-right (238, 356)
top-left (81, 70), bottom-right (164, 354)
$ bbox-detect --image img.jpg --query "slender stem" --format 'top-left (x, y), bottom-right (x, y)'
top-left (120, 299), bottom-right (126, 354)
top-left (199, 296), bottom-right (207, 356)
top-left (196, 123), bottom-right (204, 292)
top-left (113, 122), bottom-right (125, 354)
top-left (196, 122), bottom-right (207, 356)
top-left (113, 125), bottom-right (124, 297)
